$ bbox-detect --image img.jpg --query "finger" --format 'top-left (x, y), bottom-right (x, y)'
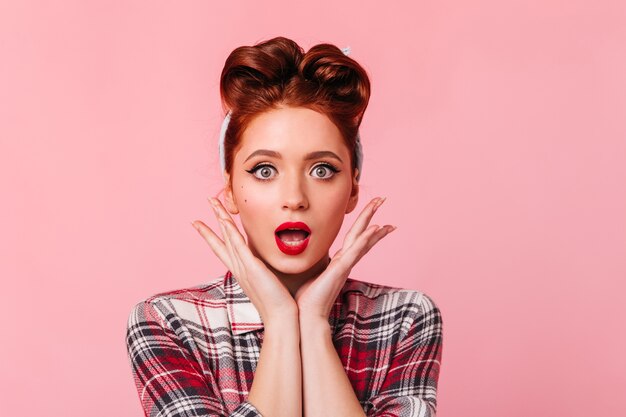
top-left (215, 215), bottom-right (249, 265)
top-left (218, 216), bottom-right (248, 247)
top-left (335, 224), bottom-right (381, 268)
top-left (208, 199), bottom-right (236, 259)
top-left (214, 213), bottom-right (260, 269)
top-left (343, 224), bottom-right (395, 266)
top-left (209, 197), bottom-right (237, 224)
top-left (216, 217), bottom-right (239, 275)
top-left (362, 225), bottom-right (396, 254)
top-left (356, 224), bottom-right (384, 250)
top-left (192, 220), bottom-right (233, 271)
top-left (209, 206), bottom-right (255, 268)
top-left (347, 225), bottom-right (397, 267)
top-left (219, 217), bottom-right (249, 281)
top-left (343, 197), bottom-right (386, 249)
top-left (209, 198), bottom-right (246, 265)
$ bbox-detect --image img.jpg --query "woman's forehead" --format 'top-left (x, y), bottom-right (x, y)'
top-left (237, 107), bottom-right (348, 160)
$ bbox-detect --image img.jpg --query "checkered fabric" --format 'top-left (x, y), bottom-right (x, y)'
top-left (126, 271), bottom-right (443, 416)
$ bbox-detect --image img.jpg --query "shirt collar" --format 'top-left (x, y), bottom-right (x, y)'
top-left (223, 270), bottom-right (344, 336)
top-left (223, 271), bottom-right (265, 335)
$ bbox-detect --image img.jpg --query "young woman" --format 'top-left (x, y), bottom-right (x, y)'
top-left (126, 36), bottom-right (443, 417)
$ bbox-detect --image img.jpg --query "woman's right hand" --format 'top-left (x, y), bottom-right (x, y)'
top-left (191, 197), bottom-right (298, 326)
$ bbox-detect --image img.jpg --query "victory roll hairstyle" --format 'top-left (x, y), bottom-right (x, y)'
top-left (219, 36), bottom-right (371, 186)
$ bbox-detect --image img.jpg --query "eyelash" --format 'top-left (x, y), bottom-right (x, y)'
top-left (246, 162), bottom-right (341, 182)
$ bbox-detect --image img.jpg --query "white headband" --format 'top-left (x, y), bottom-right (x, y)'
top-left (218, 45), bottom-right (363, 182)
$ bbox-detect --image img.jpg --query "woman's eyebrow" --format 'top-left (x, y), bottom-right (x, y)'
top-left (244, 149), bottom-right (343, 163)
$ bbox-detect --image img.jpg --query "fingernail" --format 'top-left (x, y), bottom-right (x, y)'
top-left (191, 221), bottom-right (199, 230)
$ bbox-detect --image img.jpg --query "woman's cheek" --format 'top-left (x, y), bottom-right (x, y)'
top-left (240, 187), bottom-right (277, 231)
top-left (325, 185), bottom-right (351, 214)
top-left (237, 180), bottom-right (266, 208)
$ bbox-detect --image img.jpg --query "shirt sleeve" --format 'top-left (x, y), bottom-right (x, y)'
top-left (365, 293), bottom-right (443, 417)
top-left (126, 300), bottom-right (263, 417)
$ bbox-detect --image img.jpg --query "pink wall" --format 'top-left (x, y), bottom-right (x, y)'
top-left (2, 1), bottom-right (625, 416)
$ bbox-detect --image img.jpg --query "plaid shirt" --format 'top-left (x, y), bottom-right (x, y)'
top-left (126, 271), bottom-right (443, 417)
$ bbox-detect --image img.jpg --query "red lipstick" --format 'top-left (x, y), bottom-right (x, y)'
top-left (274, 222), bottom-right (311, 255)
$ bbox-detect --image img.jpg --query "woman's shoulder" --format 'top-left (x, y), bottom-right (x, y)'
top-left (342, 277), bottom-right (442, 317)
top-left (149, 275), bottom-right (225, 302)
top-left (344, 277), bottom-right (438, 303)
top-left (127, 275), bottom-right (227, 322)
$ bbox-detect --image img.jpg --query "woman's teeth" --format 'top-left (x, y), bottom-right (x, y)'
top-left (276, 229), bottom-right (309, 243)
top-left (283, 240), bottom-right (305, 246)
top-left (274, 227), bottom-right (311, 255)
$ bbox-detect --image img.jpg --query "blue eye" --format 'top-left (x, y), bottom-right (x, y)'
top-left (247, 164), bottom-right (277, 180)
top-left (311, 163), bottom-right (340, 180)
top-left (246, 163), bottom-right (340, 181)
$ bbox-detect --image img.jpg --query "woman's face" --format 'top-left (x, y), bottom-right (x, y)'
top-left (223, 106), bottom-right (359, 276)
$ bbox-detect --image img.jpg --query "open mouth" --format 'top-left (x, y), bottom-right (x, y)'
top-left (275, 228), bottom-right (310, 245)
top-left (274, 222), bottom-right (311, 255)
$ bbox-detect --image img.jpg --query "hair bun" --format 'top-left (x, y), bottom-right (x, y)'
top-left (300, 44), bottom-right (370, 123)
top-left (220, 38), bottom-right (303, 112)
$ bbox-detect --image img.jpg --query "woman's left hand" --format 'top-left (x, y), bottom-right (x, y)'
top-left (294, 197), bottom-right (396, 321)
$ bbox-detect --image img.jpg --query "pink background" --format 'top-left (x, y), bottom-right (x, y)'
top-left (2, 1), bottom-right (625, 416)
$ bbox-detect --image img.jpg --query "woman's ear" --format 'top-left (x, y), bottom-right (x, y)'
top-left (222, 172), bottom-right (240, 215)
top-left (345, 168), bottom-right (359, 214)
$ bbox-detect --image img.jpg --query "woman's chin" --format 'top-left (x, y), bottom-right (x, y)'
top-left (267, 256), bottom-right (313, 275)
top-left (249, 240), bottom-right (328, 276)
top-left (267, 251), bottom-right (331, 277)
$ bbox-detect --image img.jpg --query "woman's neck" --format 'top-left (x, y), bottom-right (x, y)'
top-left (265, 253), bottom-right (331, 298)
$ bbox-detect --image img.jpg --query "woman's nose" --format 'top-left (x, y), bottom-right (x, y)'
top-left (281, 175), bottom-right (308, 210)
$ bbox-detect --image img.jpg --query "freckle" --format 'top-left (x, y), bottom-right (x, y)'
top-left (245, 199), bottom-right (247, 203)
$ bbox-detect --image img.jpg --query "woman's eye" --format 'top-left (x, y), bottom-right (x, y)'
top-left (246, 162), bottom-right (340, 182)
top-left (311, 163), bottom-right (339, 180)
top-left (248, 164), bottom-right (276, 180)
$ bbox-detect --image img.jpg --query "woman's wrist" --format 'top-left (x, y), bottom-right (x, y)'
top-left (263, 309), bottom-right (301, 335)
top-left (298, 313), bottom-right (332, 336)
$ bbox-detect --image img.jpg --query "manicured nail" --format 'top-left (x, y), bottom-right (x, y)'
top-left (374, 197), bottom-right (386, 210)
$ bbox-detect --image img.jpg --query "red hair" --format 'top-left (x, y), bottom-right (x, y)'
top-left (219, 36), bottom-right (371, 187)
